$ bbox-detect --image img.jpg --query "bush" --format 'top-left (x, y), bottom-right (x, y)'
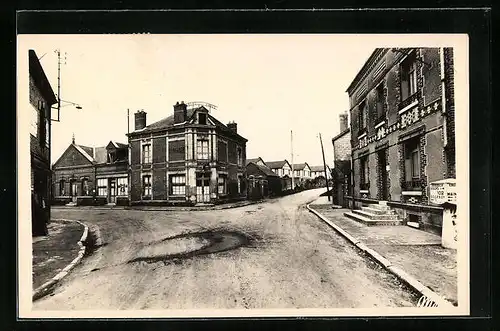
top-left (51, 197), bottom-right (71, 206)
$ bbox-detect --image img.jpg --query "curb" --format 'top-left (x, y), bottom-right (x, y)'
top-left (51, 200), bottom-right (263, 212)
top-left (32, 219), bottom-right (89, 301)
top-left (307, 204), bottom-right (454, 309)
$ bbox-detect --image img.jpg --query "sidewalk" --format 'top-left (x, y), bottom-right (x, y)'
top-left (32, 220), bottom-right (85, 291)
top-left (52, 199), bottom-right (263, 212)
top-left (308, 199), bottom-right (457, 306)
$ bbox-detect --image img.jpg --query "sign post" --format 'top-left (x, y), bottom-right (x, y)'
top-left (429, 178), bottom-right (457, 249)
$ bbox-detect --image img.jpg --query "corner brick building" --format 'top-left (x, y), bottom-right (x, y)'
top-left (346, 47), bottom-right (456, 234)
top-left (128, 101), bottom-right (247, 205)
top-left (29, 50), bottom-right (58, 236)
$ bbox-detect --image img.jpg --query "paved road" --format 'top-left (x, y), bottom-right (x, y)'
top-left (34, 189), bottom-right (418, 310)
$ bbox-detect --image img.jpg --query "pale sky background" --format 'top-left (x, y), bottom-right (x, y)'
top-left (18, 34), bottom-right (463, 168)
top-left (18, 34), bottom-right (377, 167)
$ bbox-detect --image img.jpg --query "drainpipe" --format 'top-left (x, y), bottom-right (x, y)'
top-left (440, 48), bottom-right (448, 148)
top-left (351, 149), bottom-right (355, 211)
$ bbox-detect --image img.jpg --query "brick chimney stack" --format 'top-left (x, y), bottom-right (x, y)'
top-left (134, 110), bottom-right (147, 130)
top-left (174, 101), bottom-right (187, 124)
top-left (227, 121), bottom-right (237, 133)
top-left (339, 112), bottom-right (348, 132)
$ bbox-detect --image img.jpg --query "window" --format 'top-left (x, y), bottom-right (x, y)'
top-left (97, 179), bottom-right (107, 196)
top-left (81, 179), bottom-right (89, 196)
top-left (142, 142), bottom-right (151, 164)
top-left (59, 179), bottom-right (65, 196)
top-left (400, 52), bottom-right (417, 101)
top-left (376, 83), bottom-right (385, 120)
top-left (29, 101), bottom-right (40, 137)
top-left (358, 101), bottom-right (367, 131)
top-left (107, 151), bottom-right (116, 163)
top-left (142, 175), bottom-right (152, 197)
top-left (237, 147), bottom-right (242, 166)
top-left (404, 138), bottom-right (421, 190)
top-left (170, 175), bottom-right (186, 195)
top-left (117, 177), bottom-right (128, 196)
top-left (197, 140), bottom-right (209, 160)
top-left (360, 156), bottom-right (369, 189)
top-left (218, 175), bottom-right (227, 195)
top-left (198, 113), bottom-right (207, 125)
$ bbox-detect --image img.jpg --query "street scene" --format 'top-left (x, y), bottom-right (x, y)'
top-left (19, 34), bottom-right (466, 315)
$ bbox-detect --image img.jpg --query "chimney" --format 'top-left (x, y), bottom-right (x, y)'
top-left (135, 110), bottom-right (147, 130)
top-left (174, 101), bottom-right (187, 124)
top-left (227, 121), bottom-right (237, 133)
top-left (339, 112), bottom-right (348, 132)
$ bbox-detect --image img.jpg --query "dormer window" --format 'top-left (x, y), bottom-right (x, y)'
top-left (107, 151), bottom-right (116, 163)
top-left (198, 113), bottom-right (207, 125)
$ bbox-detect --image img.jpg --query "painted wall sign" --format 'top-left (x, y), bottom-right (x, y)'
top-left (429, 179), bottom-right (456, 205)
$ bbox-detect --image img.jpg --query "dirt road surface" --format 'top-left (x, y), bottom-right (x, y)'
top-left (33, 189), bottom-right (418, 310)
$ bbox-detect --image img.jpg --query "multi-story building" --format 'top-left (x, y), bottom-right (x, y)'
top-left (29, 50), bottom-right (58, 236)
top-left (52, 138), bottom-right (129, 206)
top-left (128, 101), bottom-right (247, 205)
top-left (310, 165), bottom-right (332, 180)
top-left (331, 112), bottom-right (352, 207)
top-left (347, 47), bottom-right (455, 233)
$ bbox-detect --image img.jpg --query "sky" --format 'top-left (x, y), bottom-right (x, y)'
top-left (17, 34), bottom-right (461, 167)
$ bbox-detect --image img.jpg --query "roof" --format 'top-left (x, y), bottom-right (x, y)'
top-left (131, 106), bottom-right (247, 141)
top-left (332, 128), bottom-right (350, 142)
top-left (310, 165), bottom-right (326, 172)
top-left (266, 160), bottom-right (290, 169)
top-left (73, 144), bottom-right (94, 163)
top-left (292, 163), bottom-right (310, 170)
top-left (74, 141), bottom-right (126, 164)
top-left (93, 147), bottom-right (108, 164)
top-left (247, 162), bottom-right (279, 177)
top-left (346, 48), bottom-right (386, 93)
top-left (245, 157), bottom-right (266, 166)
top-left (29, 50), bottom-right (58, 105)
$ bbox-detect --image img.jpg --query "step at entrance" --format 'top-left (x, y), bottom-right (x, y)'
top-left (344, 201), bottom-right (403, 226)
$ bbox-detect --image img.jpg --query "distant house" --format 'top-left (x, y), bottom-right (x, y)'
top-left (52, 138), bottom-right (129, 206)
top-left (266, 160), bottom-right (293, 191)
top-left (310, 165), bottom-right (332, 179)
top-left (292, 162), bottom-right (312, 180)
top-left (246, 157), bottom-right (267, 167)
top-left (246, 161), bottom-right (281, 199)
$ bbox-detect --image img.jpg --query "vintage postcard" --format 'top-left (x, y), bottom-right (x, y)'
top-left (17, 32), bottom-right (469, 318)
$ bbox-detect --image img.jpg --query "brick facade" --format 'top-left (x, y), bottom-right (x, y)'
top-left (128, 102), bottom-right (247, 206)
top-left (29, 50), bottom-right (58, 236)
top-left (347, 47), bottom-right (456, 232)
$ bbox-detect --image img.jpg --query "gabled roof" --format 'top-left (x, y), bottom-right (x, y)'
top-left (332, 128), bottom-right (350, 143)
top-left (106, 141), bottom-right (128, 150)
top-left (93, 147), bottom-right (108, 164)
top-left (245, 157), bottom-right (266, 166)
top-left (310, 165), bottom-right (326, 172)
top-left (73, 144), bottom-right (94, 163)
top-left (247, 162), bottom-right (279, 177)
top-left (131, 106), bottom-right (247, 141)
top-left (266, 160), bottom-right (291, 169)
top-left (292, 163), bottom-right (311, 171)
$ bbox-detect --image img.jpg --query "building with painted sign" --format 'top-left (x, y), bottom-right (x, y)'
top-left (346, 47), bottom-right (456, 234)
top-left (127, 101), bottom-right (247, 205)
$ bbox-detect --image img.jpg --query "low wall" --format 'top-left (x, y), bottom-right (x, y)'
top-left (345, 196), bottom-right (444, 235)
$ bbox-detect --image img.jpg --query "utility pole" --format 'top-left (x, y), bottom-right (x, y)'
top-left (319, 133), bottom-right (331, 201)
top-left (291, 130), bottom-right (295, 190)
top-left (127, 108), bottom-right (130, 135)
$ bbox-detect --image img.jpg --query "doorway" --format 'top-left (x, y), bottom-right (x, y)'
top-left (108, 178), bottom-right (117, 204)
top-left (378, 149), bottom-right (389, 200)
top-left (71, 181), bottom-right (78, 202)
top-left (196, 172), bottom-right (211, 203)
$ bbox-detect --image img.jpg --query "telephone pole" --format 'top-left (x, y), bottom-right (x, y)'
top-left (319, 133), bottom-right (331, 201)
top-left (291, 130), bottom-right (295, 190)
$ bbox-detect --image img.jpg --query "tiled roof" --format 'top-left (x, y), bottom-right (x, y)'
top-left (292, 163), bottom-right (308, 170)
top-left (310, 165), bottom-right (326, 172)
top-left (247, 162), bottom-right (279, 177)
top-left (266, 160), bottom-right (289, 169)
top-left (73, 144), bottom-right (94, 163)
top-left (93, 147), bottom-right (108, 164)
top-left (246, 158), bottom-right (260, 165)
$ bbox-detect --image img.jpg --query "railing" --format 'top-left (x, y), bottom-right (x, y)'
top-left (398, 91), bottom-right (420, 111)
top-left (360, 182), bottom-right (370, 190)
top-left (401, 178), bottom-right (422, 190)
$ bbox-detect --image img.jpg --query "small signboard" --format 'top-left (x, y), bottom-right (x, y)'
top-left (429, 179), bottom-right (456, 205)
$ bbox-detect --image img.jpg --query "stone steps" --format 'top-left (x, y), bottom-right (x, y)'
top-left (344, 212), bottom-right (403, 226)
top-left (361, 206), bottom-right (393, 215)
top-left (353, 209), bottom-right (400, 220)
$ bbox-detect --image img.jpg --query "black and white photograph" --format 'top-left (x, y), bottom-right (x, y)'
top-left (17, 31), bottom-right (469, 318)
